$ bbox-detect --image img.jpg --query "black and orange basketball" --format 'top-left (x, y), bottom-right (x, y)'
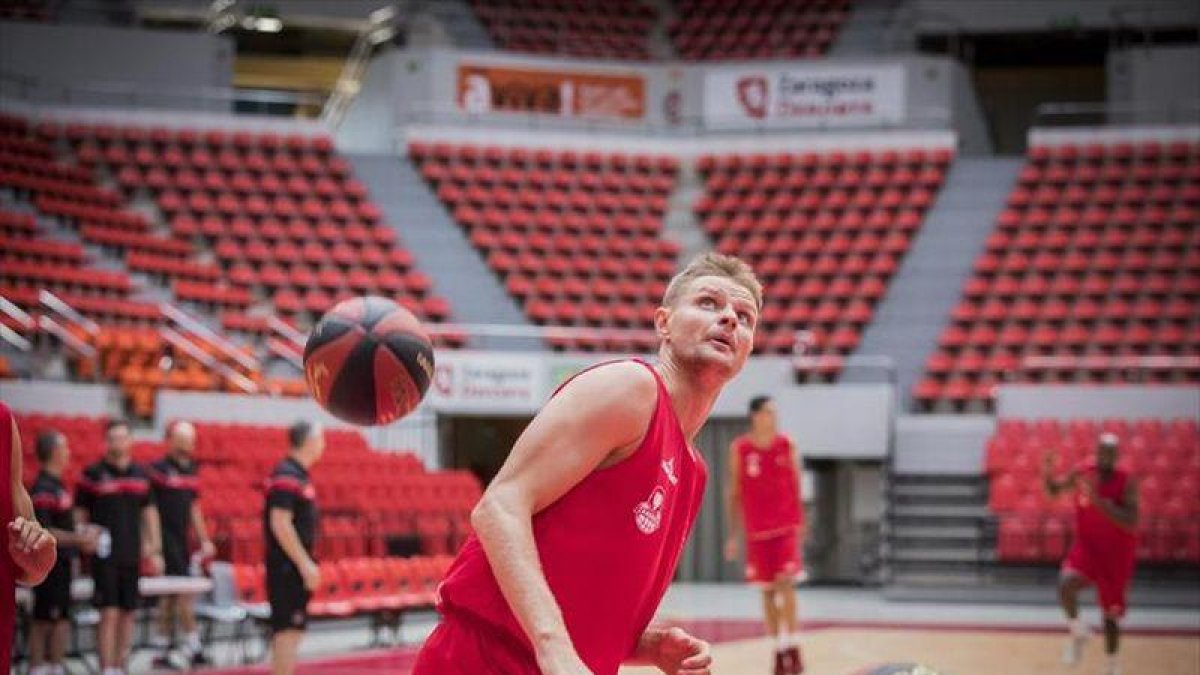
top-left (303, 296), bottom-right (435, 426)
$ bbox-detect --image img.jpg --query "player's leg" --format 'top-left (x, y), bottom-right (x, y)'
top-left (49, 619), bottom-right (70, 673)
top-left (1058, 572), bottom-right (1091, 664)
top-left (97, 608), bottom-right (120, 671)
top-left (151, 594), bottom-right (175, 664)
top-left (116, 610), bottom-right (137, 669)
top-left (271, 629), bottom-right (304, 675)
top-left (115, 566), bottom-right (140, 669)
top-left (775, 575), bottom-right (803, 674)
top-left (177, 592), bottom-right (207, 665)
top-left (28, 620), bottom-right (50, 673)
top-left (760, 585), bottom-right (781, 637)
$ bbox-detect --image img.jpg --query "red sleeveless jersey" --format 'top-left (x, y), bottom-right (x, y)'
top-left (1, 401), bottom-right (16, 671)
top-left (735, 434), bottom-right (802, 539)
top-left (1074, 462), bottom-right (1136, 553)
top-left (435, 359), bottom-right (708, 675)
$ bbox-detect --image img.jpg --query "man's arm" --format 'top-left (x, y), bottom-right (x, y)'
top-left (470, 362), bottom-right (656, 674)
top-left (142, 504), bottom-right (164, 574)
top-left (723, 443), bottom-right (742, 561)
top-left (190, 501), bottom-right (215, 557)
top-left (1041, 452), bottom-right (1077, 497)
top-left (9, 419), bottom-right (56, 585)
top-left (268, 507), bottom-right (319, 590)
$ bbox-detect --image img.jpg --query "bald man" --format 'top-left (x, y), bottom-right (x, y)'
top-left (148, 421), bottom-right (214, 668)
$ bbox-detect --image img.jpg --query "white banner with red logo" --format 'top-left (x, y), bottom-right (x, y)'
top-left (702, 64), bottom-right (906, 129)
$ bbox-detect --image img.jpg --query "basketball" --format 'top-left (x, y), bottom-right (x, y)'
top-left (303, 296), bottom-right (435, 426)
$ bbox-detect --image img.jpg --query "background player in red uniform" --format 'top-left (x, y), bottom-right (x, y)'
top-left (725, 394), bottom-right (804, 675)
top-left (2, 400), bottom-right (59, 673)
top-left (413, 253), bottom-right (761, 675)
top-left (1043, 432), bottom-right (1139, 675)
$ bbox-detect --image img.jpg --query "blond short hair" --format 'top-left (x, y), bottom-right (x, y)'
top-left (662, 252), bottom-right (763, 310)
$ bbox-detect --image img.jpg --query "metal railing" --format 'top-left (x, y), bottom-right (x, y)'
top-left (1033, 100), bottom-right (1200, 128)
top-left (0, 70), bottom-right (327, 117)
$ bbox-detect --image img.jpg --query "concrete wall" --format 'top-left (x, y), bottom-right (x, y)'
top-left (0, 21), bottom-right (234, 111)
top-left (893, 414), bottom-right (995, 475)
top-left (339, 47), bottom-right (961, 144)
top-left (997, 386), bottom-right (1200, 421)
top-left (1108, 45), bottom-right (1200, 123)
top-left (0, 380), bottom-right (122, 417)
top-left (910, 0), bottom-right (1199, 33)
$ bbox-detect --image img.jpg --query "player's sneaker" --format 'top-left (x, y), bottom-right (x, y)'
top-left (191, 650), bottom-right (212, 667)
top-left (785, 645), bottom-right (804, 673)
top-left (773, 649), bottom-right (789, 675)
top-left (1061, 628), bottom-right (1088, 665)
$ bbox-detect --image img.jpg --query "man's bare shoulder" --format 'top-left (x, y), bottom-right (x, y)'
top-left (559, 361), bottom-right (658, 402)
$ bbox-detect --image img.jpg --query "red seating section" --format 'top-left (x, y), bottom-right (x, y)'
top-left (471, 0), bottom-right (656, 59)
top-left (670, 0), bottom-right (850, 61)
top-left (1, 110), bottom-right (463, 416)
top-left (15, 415), bottom-right (482, 565)
top-left (410, 141), bottom-right (680, 352)
top-left (694, 147), bottom-right (952, 371)
top-left (188, 422), bottom-right (481, 565)
top-left (916, 139), bottom-right (1200, 411)
top-left (231, 554), bottom-right (452, 619)
top-left (53, 121), bottom-right (452, 326)
top-left (987, 418), bottom-right (1200, 564)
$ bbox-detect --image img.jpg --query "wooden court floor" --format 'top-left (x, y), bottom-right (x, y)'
top-left (621, 626), bottom-right (1200, 675)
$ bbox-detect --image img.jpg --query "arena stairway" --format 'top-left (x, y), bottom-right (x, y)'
top-left (843, 157), bottom-right (1023, 406)
top-left (344, 153), bottom-right (535, 350)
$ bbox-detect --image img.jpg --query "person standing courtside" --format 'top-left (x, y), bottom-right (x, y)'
top-left (148, 420), bottom-right (216, 669)
top-left (725, 395), bottom-right (805, 675)
top-left (28, 429), bottom-right (100, 675)
top-left (75, 419), bottom-right (164, 675)
top-left (264, 420), bottom-right (325, 675)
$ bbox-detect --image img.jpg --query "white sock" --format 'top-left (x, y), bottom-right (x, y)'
top-left (29, 665), bottom-right (50, 675)
top-left (51, 666), bottom-right (67, 675)
top-left (149, 632), bottom-right (170, 649)
top-left (184, 629), bottom-right (202, 652)
top-left (1108, 653), bottom-right (1119, 668)
top-left (102, 668), bottom-right (123, 675)
top-left (1068, 617), bottom-right (1087, 636)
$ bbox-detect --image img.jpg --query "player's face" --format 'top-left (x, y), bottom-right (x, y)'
top-left (1098, 443), bottom-right (1117, 471)
top-left (660, 275), bottom-right (757, 377)
top-left (171, 422), bottom-right (196, 456)
top-left (753, 400), bottom-right (777, 433)
top-left (308, 426), bottom-right (327, 465)
top-left (106, 424), bottom-right (132, 460)
top-left (52, 436), bottom-right (70, 470)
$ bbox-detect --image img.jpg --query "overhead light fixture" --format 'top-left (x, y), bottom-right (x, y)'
top-left (241, 16), bottom-right (283, 32)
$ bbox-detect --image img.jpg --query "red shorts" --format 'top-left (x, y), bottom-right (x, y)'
top-left (1062, 541), bottom-right (1136, 619)
top-left (412, 611), bottom-right (539, 675)
top-left (745, 530), bottom-right (801, 585)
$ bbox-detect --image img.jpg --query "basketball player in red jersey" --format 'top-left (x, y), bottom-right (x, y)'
top-left (725, 395), bottom-right (804, 674)
top-left (2, 400), bottom-right (59, 672)
top-left (1043, 432), bottom-right (1138, 675)
top-left (413, 253), bottom-right (762, 675)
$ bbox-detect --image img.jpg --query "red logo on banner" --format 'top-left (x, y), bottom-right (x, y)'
top-left (736, 76), bottom-right (769, 119)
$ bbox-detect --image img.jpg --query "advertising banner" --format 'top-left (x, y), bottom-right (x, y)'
top-left (703, 64), bottom-right (905, 128)
top-left (457, 63), bottom-right (646, 120)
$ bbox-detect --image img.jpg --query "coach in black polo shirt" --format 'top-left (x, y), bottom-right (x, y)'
top-left (75, 419), bottom-right (163, 675)
top-left (147, 420), bottom-right (215, 668)
top-left (264, 420), bottom-right (325, 675)
top-left (28, 429), bottom-right (99, 675)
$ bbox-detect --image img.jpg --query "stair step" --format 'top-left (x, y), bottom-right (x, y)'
top-left (890, 549), bottom-right (989, 564)
top-left (890, 504), bottom-right (990, 520)
top-left (890, 525), bottom-right (982, 540)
